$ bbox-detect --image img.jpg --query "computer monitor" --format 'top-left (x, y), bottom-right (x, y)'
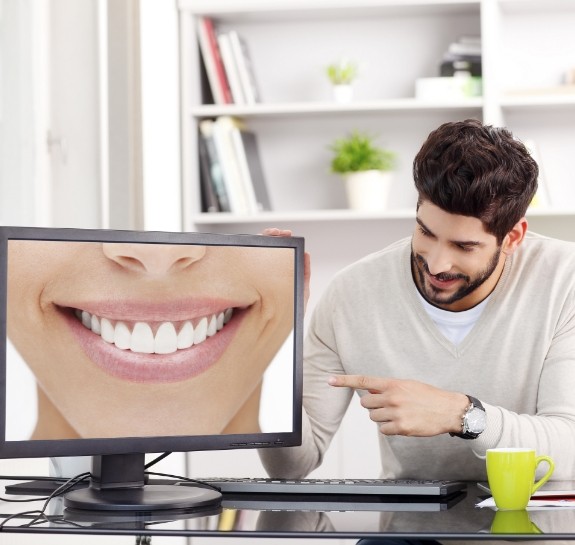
top-left (0, 226), bottom-right (304, 514)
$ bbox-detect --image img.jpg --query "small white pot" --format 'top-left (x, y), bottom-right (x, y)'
top-left (332, 84), bottom-right (354, 104)
top-left (344, 170), bottom-right (393, 211)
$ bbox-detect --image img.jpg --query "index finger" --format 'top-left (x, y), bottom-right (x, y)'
top-left (260, 228), bottom-right (293, 237)
top-left (328, 374), bottom-right (387, 393)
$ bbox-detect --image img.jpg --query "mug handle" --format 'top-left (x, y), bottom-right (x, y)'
top-left (531, 455), bottom-right (555, 495)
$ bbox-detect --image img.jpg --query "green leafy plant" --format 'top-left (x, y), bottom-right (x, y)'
top-left (326, 59), bottom-right (358, 85)
top-left (330, 131), bottom-right (396, 173)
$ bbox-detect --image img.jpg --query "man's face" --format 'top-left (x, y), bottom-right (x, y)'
top-left (411, 201), bottom-right (506, 311)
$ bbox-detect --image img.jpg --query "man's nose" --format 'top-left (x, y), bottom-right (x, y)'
top-left (102, 243), bottom-right (207, 275)
top-left (425, 246), bottom-right (453, 276)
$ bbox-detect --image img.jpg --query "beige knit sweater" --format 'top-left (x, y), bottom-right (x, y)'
top-left (260, 232), bottom-right (575, 483)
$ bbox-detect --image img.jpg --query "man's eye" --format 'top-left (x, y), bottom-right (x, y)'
top-left (418, 227), bottom-right (431, 237)
top-left (457, 244), bottom-right (474, 252)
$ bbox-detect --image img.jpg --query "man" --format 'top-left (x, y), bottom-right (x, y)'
top-left (260, 119), bottom-right (575, 484)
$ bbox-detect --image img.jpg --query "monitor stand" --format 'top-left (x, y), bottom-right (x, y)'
top-left (62, 453), bottom-right (221, 514)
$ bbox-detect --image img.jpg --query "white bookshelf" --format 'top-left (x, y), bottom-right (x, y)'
top-left (178, 0), bottom-right (575, 230)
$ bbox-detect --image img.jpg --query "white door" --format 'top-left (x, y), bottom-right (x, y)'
top-left (47, 0), bottom-right (104, 228)
top-left (0, 0), bottom-right (145, 230)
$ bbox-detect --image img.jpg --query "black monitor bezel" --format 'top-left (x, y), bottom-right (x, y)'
top-left (0, 226), bottom-right (304, 459)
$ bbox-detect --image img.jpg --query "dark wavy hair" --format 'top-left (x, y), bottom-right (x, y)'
top-left (413, 119), bottom-right (538, 243)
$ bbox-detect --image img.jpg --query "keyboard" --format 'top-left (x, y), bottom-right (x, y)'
top-left (195, 478), bottom-right (466, 497)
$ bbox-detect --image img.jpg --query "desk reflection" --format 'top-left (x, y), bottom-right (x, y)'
top-left (1, 483), bottom-right (575, 541)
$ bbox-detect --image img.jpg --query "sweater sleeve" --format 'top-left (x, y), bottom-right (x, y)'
top-left (470, 289), bottom-right (575, 480)
top-left (259, 284), bottom-right (354, 478)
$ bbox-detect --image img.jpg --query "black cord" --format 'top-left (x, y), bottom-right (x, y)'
top-left (145, 470), bottom-right (221, 493)
top-left (144, 452), bottom-right (172, 470)
top-left (0, 472), bottom-right (90, 528)
top-left (144, 453), bottom-right (222, 491)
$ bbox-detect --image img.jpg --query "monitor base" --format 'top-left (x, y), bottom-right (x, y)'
top-left (63, 483), bottom-right (222, 513)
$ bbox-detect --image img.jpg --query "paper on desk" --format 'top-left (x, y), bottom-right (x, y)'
top-left (477, 491), bottom-right (575, 510)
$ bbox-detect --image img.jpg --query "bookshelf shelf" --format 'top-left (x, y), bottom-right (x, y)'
top-left (500, 93), bottom-right (575, 110)
top-left (178, 0), bottom-right (480, 21)
top-left (190, 98), bottom-right (484, 120)
top-left (193, 208), bottom-right (416, 225)
top-left (191, 206), bottom-right (575, 227)
top-left (497, 0), bottom-right (575, 14)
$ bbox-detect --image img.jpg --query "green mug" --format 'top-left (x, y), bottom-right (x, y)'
top-left (491, 510), bottom-right (542, 534)
top-left (486, 448), bottom-right (554, 510)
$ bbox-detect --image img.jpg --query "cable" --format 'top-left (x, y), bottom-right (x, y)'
top-left (145, 471), bottom-right (221, 493)
top-left (0, 472), bottom-right (90, 528)
top-left (144, 452), bottom-right (172, 469)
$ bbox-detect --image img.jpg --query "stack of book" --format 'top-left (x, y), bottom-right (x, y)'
top-left (415, 36), bottom-right (482, 99)
top-left (440, 35), bottom-right (482, 80)
top-left (198, 116), bottom-right (271, 214)
top-left (196, 16), bottom-right (261, 106)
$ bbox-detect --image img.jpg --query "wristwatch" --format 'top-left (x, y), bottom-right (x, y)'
top-left (451, 395), bottom-right (486, 440)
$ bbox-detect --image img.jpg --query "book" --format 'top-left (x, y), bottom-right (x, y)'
top-left (196, 17), bottom-right (232, 105)
top-left (228, 30), bottom-right (261, 104)
top-left (199, 120), bottom-right (231, 212)
top-left (217, 32), bottom-right (246, 105)
top-left (197, 133), bottom-right (221, 213)
top-left (212, 116), bottom-right (251, 214)
top-left (231, 129), bottom-right (271, 212)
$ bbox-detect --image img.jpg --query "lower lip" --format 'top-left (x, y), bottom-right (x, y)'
top-left (427, 275), bottom-right (460, 290)
top-left (63, 310), bottom-right (245, 383)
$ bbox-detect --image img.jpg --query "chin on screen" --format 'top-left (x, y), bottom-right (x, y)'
top-left (0, 226), bottom-right (304, 515)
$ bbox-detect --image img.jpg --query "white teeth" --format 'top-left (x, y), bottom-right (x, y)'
top-left (101, 318), bottom-right (115, 343)
top-left (81, 311), bottom-right (91, 329)
top-left (155, 322), bottom-right (178, 354)
top-left (91, 315), bottom-right (101, 335)
top-left (114, 322), bottom-right (131, 350)
top-left (131, 322), bottom-right (155, 354)
top-left (76, 308), bottom-right (234, 355)
top-left (224, 308), bottom-right (233, 324)
top-left (177, 321), bottom-right (194, 350)
top-left (194, 317), bottom-right (208, 345)
top-left (207, 315), bottom-right (217, 337)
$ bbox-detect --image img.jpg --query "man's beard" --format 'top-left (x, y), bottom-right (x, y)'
top-left (411, 246), bottom-right (502, 307)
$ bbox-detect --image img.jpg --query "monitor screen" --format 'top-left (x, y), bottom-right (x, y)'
top-left (0, 226), bottom-right (304, 513)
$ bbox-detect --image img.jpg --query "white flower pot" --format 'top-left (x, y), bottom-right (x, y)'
top-left (332, 84), bottom-right (354, 104)
top-left (344, 170), bottom-right (393, 211)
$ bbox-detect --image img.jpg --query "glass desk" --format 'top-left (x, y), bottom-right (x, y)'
top-left (0, 482), bottom-right (574, 541)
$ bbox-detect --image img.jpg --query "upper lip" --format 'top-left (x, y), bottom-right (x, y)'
top-left (55, 297), bottom-right (251, 323)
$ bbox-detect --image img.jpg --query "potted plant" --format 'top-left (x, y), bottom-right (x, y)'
top-left (329, 131), bottom-right (397, 211)
top-left (326, 58), bottom-right (358, 103)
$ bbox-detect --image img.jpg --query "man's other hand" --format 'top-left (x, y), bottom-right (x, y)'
top-left (328, 374), bottom-right (469, 437)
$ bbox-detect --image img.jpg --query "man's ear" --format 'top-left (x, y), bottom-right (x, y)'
top-left (502, 218), bottom-right (528, 256)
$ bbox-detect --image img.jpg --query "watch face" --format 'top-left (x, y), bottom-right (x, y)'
top-left (465, 407), bottom-right (486, 434)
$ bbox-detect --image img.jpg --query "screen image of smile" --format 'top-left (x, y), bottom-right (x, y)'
top-left (6, 240), bottom-right (296, 441)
